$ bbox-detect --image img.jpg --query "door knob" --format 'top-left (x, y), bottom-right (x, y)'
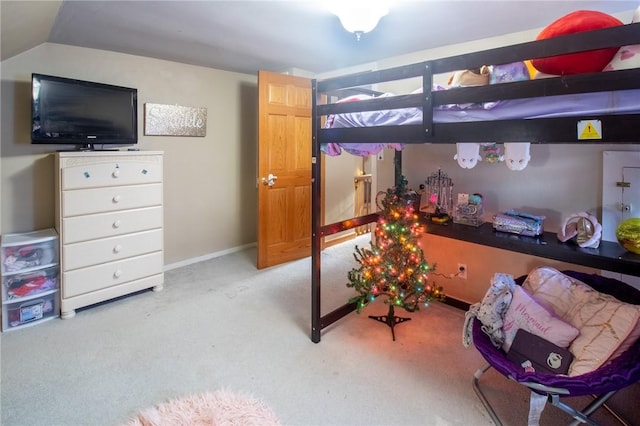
top-left (261, 173), bottom-right (278, 187)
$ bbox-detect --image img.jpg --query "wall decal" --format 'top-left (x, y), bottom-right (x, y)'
top-left (144, 103), bottom-right (207, 136)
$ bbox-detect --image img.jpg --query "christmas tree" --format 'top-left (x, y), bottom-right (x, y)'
top-left (347, 176), bottom-right (445, 340)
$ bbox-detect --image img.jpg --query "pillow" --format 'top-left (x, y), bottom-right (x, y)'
top-left (610, 319), bottom-right (640, 361)
top-left (489, 62), bottom-right (530, 84)
top-left (603, 44), bottom-right (640, 71)
top-left (523, 266), bottom-right (640, 376)
top-left (502, 285), bottom-right (579, 352)
top-left (531, 10), bottom-right (623, 75)
top-left (603, 6), bottom-right (640, 71)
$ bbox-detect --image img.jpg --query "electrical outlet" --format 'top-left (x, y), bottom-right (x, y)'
top-left (457, 263), bottom-right (467, 279)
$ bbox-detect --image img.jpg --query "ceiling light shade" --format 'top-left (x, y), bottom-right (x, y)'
top-left (331, 3), bottom-right (390, 40)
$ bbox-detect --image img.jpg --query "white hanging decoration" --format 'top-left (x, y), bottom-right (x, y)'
top-left (503, 143), bottom-right (531, 171)
top-left (454, 143), bottom-right (482, 169)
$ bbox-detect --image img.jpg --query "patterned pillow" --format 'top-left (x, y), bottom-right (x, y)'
top-left (603, 6), bottom-right (640, 71)
top-left (523, 267), bottom-right (640, 376)
top-left (603, 45), bottom-right (640, 71)
top-left (489, 62), bottom-right (530, 84)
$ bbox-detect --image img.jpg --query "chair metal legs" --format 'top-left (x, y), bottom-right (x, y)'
top-left (472, 363), bottom-right (630, 426)
top-left (562, 391), bottom-right (632, 426)
top-left (552, 391), bottom-right (611, 426)
top-left (473, 364), bottom-right (503, 426)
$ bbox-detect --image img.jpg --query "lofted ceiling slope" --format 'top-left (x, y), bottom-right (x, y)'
top-left (1, 1), bottom-right (638, 75)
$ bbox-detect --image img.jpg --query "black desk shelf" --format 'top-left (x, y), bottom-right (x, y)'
top-left (422, 222), bottom-right (640, 278)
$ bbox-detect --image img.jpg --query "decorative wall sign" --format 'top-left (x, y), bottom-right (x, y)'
top-left (144, 103), bottom-right (207, 136)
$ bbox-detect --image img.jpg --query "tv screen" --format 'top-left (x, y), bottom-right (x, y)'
top-left (31, 73), bottom-right (138, 149)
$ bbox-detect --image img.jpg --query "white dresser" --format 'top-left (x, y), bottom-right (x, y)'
top-left (55, 151), bottom-right (164, 318)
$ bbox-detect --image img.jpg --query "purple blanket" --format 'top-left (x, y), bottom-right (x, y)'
top-left (322, 89), bottom-right (640, 157)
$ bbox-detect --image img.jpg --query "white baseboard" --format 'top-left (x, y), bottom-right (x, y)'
top-left (163, 242), bottom-right (257, 271)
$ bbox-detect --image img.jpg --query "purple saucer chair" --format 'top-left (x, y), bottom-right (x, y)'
top-left (472, 270), bottom-right (640, 426)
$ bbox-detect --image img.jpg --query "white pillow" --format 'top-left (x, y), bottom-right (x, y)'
top-left (603, 44), bottom-right (640, 71)
top-left (603, 6), bottom-right (640, 71)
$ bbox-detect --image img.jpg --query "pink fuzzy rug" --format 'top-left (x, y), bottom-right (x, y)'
top-left (126, 389), bottom-right (281, 426)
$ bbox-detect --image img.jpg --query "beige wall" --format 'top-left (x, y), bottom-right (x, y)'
top-left (420, 234), bottom-right (597, 304)
top-left (1, 43), bottom-right (258, 267)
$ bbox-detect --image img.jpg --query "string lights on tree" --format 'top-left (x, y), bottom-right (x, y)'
top-left (347, 176), bottom-right (445, 340)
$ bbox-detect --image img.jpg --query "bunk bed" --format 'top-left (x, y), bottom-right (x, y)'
top-left (310, 21), bottom-right (640, 344)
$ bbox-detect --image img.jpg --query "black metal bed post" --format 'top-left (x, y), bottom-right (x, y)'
top-left (311, 79), bottom-right (323, 343)
top-left (423, 61), bottom-right (434, 141)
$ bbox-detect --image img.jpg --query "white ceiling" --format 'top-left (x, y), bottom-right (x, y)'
top-left (2, 1), bottom-right (638, 75)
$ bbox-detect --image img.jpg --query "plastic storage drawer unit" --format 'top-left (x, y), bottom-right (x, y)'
top-left (1, 228), bottom-right (60, 331)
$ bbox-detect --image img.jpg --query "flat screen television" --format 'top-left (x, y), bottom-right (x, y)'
top-left (31, 73), bottom-right (138, 150)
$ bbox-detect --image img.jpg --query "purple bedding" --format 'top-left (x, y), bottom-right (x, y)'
top-left (322, 89), bottom-right (640, 156)
top-left (473, 270), bottom-right (640, 397)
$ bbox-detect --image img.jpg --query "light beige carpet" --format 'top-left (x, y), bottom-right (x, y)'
top-left (126, 389), bottom-right (280, 426)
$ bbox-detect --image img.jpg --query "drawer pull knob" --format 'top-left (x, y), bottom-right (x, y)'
top-left (113, 244), bottom-right (122, 253)
top-left (113, 220), bottom-right (121, 228)
top-left (113, 195), bottom-right (121, 203)
top-left (112, 170), bottom-right (120, 178)
top-left (114, 270), bottom-right (122, 278)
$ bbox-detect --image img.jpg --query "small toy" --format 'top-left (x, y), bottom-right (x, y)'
top-left (481, 143), bottom-right (504, 163)
top-left (521, 360), bottom-right (536, 373)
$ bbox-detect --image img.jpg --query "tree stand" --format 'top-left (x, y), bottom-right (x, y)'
top-left (369, 304), bottom-right (411, 341)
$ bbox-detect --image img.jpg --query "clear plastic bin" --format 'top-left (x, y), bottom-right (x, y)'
top-left (2, 265), bottom-right (59, 301)
top-left (4, 290), bottom-right (59, 330)
top-left (1, 229), bottom-right (58, 274)
top-left (454, 203), bottom-right (484, 227)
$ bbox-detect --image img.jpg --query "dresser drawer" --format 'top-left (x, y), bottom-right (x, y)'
top-left (62, 183), bottom-right (162, 217)
top-left (62, 251), bottom-right (163, 298)
top-left (62, 206), bottom-right (162, 244)
top-left (61, 158), bottom-right (162, 190)
top-left (62, 229), bottom-right (163, 271)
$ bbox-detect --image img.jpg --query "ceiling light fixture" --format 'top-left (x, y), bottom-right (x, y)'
top-left (331, 2), bottom-right (391, 41)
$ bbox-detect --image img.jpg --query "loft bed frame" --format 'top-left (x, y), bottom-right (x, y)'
top-left (310, 22), bottom-right (640, 343)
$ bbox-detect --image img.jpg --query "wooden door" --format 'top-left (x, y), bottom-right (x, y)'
top-left (257, 71), bottom-right (312, 269)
